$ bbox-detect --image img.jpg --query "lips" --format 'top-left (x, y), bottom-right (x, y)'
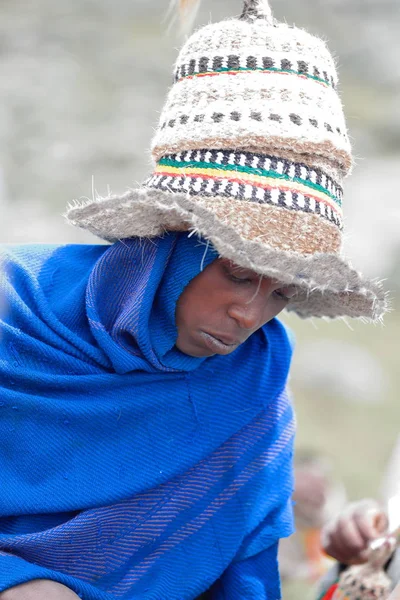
top-left (207, 333), bottom-right (240, 347)
top-left (199, 331), bottom-right (243, 355)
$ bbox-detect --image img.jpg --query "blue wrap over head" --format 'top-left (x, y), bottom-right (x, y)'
top-left (0, 233), bottom-right (294, 599)
top-left (86, 233), bottom-right (218, 374)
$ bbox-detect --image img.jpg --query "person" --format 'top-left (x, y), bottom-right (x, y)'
top-left (279, 451), bottom-right (346, 583)
top-left (0, 0), bottom-right (387, 598)
top-left (318, 499), bottom-right (400, 599)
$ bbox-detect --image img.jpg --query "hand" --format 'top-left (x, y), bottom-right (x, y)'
top-left (321, 499), bottom-right (389, 565)
top-left (0, 580), bottom-right (81, 600)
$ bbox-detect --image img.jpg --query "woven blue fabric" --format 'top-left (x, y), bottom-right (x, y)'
top-left (0, 233), bottom-right (295, 599)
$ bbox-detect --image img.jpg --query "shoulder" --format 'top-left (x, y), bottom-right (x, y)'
top-left (1, 244), bottom-right (108, 285)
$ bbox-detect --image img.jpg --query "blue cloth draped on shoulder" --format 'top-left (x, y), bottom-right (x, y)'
top-left (0, 233), bottom-right (295, 600)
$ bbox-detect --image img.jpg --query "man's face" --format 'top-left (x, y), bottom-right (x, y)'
top-left (175, 258), bottom-right (297, 357)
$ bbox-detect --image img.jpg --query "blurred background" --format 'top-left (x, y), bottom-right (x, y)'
top-left (1, 0), bottom-right (399, 597)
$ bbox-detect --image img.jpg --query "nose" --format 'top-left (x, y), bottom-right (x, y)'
top-left (227, 297), bottom-right (266, 331)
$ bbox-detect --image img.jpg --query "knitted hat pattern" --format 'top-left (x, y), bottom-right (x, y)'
top-left (66, 0), bottom-right (387, 320)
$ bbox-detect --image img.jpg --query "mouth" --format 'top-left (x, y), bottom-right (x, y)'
top-left (199, 331), bottom-right (241, 355)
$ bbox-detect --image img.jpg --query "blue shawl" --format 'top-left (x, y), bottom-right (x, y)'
top-left (0, 233), bottom-right (295, 599)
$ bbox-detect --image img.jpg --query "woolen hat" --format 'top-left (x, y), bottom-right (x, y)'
top-left (66, 0), bottom-right (387, 321)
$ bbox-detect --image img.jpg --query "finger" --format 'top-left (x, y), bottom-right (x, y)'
top-left (323, 526), bottom-right (363, 563)
top-left (374, 511), bottom-right (390, 535)
top-left (336, 515), bottom-right (368, 554)
top-left (321, 524), bottom-right (346, 560)
top-left (354, 508), bottom-right (389, 542)
top-left (345, 548), bottom-right (372, 566)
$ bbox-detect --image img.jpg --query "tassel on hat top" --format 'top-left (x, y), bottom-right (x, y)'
top-left (241, 0), bottom-right (274, 23)
top-left (177, 0), bottom-right (274, 27)
top-left (66, 0), bottom-right (388, 322)
top-left (177, 0), bottom-right (274, 23)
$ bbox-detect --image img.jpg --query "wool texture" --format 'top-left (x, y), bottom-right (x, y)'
top-left (0, 234), bottom-right (295, 599)
top-left (326, 541), bottom-right (397, 600)
top-left (241, 0), bottom-right (274, 22)
top-left (65, 0), bottom-right (387, 321)
top-left (318, 544), bottom-right (400, 599)
top-left (158, 21), bottom-right (349, 173)
top-left (331, 567), bottom-right (392, 599)
top-left (67, 188), bottom-right (386, 321)
top-left (149, 150), bottom-right (344, 230)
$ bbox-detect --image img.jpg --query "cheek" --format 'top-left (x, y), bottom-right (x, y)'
top-left (265, 299), bottom-right (287, 321)
top-left (176, 285), bottom-right (207, 327)
top-left (175, 294), bottom-right (191, 330)
top-left (254, 296), bottom-right (286, 330)
top-left (177, 286), bottom-right (224, 329)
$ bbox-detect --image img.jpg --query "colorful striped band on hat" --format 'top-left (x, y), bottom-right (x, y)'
top-left (174, 54), bottom-right (336, 89)
top-left (146, 149), bottom-right (343, 229)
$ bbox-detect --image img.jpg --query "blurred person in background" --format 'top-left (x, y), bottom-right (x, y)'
top-left (317, 499), bottom-right (400, 599)
top-left (279, 450), bottom-right (346, 583)
top-left (0, 0), bottom-right (388, 599)
top-left (317, 436), bottom-right (400, 599)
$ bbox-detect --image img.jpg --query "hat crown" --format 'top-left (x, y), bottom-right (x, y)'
top-left (153, 15), bottom-right (351, 179)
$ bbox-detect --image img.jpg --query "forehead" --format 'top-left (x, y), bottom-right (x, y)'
top-left (217, 259), bottom-right (278, 283)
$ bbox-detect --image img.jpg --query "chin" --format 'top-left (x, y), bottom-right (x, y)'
top-left (176, 339), bottom-right (214, 358)
top-left (179, 346), bottom-right (215, 358)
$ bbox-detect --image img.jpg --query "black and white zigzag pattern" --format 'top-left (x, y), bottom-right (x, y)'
top-left (174, 54), bottom-right (336, 89)
top-left (164, 149), bottom-right (343, 203)
top-left (145, 172), bottom-right (343, 230)
top-left (160, 109), bottom-right (346, 141)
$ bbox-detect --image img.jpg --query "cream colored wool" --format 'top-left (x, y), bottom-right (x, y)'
top-left (333, 567), bottom-right (392, 600)
top-left (154, 19), bottom-right (350, 175)
top-left (68, 188), bottom-right (386, 321)
top-left (332, 540), bottom-right (396, 600)
top-left (66, 0), bottom-right (387, 321)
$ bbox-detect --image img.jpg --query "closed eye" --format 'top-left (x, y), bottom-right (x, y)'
top-left (274, 286), bottom-right (297, 301)
top-left (274, 289), bottom-right (290, 301)
top-left (223, 265), bottom-right (254, 285)
top-left (230, 274), bottom-right (253, 284)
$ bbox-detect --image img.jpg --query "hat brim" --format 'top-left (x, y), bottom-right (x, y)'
top-left (65, 187), bottom-right (387, 321)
